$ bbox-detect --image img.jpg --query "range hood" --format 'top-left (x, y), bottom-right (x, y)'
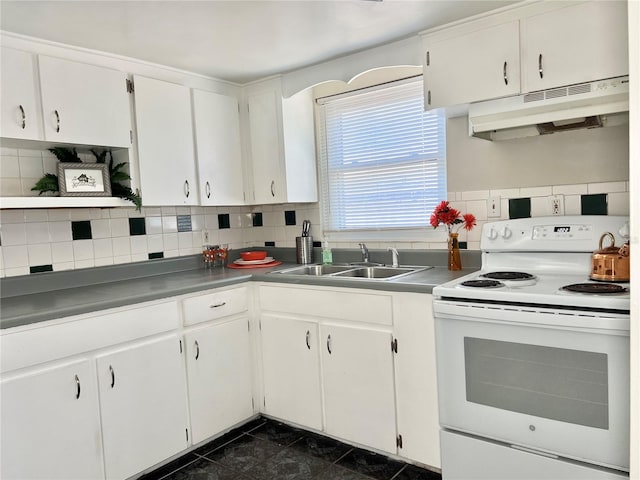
top-left (468, 76), bottom-right (629, 141)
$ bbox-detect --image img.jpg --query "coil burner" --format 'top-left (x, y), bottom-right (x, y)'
top-left (481, 271), bottom-right (536, 281)
top-left (460, 279), bottom-right (504, 288)
top-left (562, 283), bottom-right (627, 294)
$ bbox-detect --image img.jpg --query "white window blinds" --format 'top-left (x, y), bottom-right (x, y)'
top-left (317, 79), bottom-right (446, 235)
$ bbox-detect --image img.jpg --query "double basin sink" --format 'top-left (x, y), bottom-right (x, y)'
top-left (272, 263), bottom-right (430, 281)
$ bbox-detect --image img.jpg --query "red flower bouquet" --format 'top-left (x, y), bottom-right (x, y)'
top-left (430, 201), bottom-right (476, 234)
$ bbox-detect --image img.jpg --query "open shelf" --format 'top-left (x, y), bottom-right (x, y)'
top-left (0, 197), bottom-right (135, 209)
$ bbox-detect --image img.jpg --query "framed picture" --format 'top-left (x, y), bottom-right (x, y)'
top-left (58, 163), bottom-right (111, 197)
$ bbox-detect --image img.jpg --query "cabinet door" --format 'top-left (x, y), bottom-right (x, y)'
top-left (185, 317), bottom-right (254, 444)
top-left (522, 1), bottom-right (628, 92)
top-left (1, 47), bottom-right (42, 140)
top-left (1, 360), bottom-right (103, 480)
top-left (321, 324), bottom-right (397, 453)
top-left (424, 21), bottom-right (520, 108)
top-left (192, 89), bottom-right (245, 205)
top-left (393, 293), bottom-right (440, 468)
top-left (97, 335), bottom-right (189, 480)
top-left (133, 75), bottom-right (198, 205)
top-left (247, 90), bottom-right (285, 204)
top-left (38, 55), bottom-right (131, 147)
top-left (260, 315), bottom-right (322, 430)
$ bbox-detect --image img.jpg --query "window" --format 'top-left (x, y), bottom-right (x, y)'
top-left (317, 78), bottom-right (446, 241)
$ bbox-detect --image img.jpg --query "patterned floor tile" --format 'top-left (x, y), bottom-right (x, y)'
top-left (160, 457), bottom-right (252, 480)
top-left (287, 432), bottom-right (352, 463)
top-left (313, 464), bottom-right (375, 480)
top-left (137, 453), bottom-right (200, 480)
top-left (247, 445), bottom-right (334, 480)
top-left (391, 464), bottom-right (442, 480)
top-left (203, 434), bottom-right (285, 473)
top-left (337, 448), bottom-right (405, 480)
top-left (249, 419), bottom-right (305, 446)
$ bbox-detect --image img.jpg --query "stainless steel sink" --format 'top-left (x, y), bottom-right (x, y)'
top-left (272, 264), bottom-right (429, 281)
top-left (333, 266), bottom-right (419, 279)
top-left (275, 264), bottom-right (355, 276)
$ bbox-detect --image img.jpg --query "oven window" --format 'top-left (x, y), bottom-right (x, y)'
top-left (464, 338), bottom-right (609, 429)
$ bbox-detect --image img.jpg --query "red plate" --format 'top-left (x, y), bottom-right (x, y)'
top-left (227, 260), bottom-right (282, 269)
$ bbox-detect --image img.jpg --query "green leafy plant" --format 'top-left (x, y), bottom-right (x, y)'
top-left (31, 147), bottom-right (142, 211)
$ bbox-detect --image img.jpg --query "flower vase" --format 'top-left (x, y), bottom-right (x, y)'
top-left (448, 232), bottom-right (462, 271)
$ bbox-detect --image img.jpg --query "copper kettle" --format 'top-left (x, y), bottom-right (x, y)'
top-left (590, 232), bottom-right (630, 282)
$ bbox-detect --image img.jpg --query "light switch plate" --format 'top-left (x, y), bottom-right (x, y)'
top-left (488, 196), bottom-right (501, 217)
top-left (549, 195), bottom-right (564, 215)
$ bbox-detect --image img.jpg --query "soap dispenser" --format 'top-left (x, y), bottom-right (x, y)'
top-left (322, 238), bottom-right (333, 264)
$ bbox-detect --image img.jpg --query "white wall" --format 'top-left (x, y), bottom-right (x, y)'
top-left (446, 116), bottom-right (629, 192)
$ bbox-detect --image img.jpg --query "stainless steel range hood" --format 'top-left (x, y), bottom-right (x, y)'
top-left (468, 76), bottom-right (629, 141)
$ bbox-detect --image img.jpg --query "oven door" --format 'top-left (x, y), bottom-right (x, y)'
top-left (433, 300), bottom-right (630, 471)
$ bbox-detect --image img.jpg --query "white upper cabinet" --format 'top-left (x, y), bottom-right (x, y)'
top-left (133, 75), bottom-right (198, 206)
top-left (192, 89), bottom-right (245, 205)
top-left (521, 1), bottom-right (628, 93)
top-left (424, 21), bottom-right (520, 109)
top-left (38, 55), bottom-right (131, 148)
top-left (1, 47), bottom-right (42, 141)
top-left (245, 78), bottom-right (317, 205)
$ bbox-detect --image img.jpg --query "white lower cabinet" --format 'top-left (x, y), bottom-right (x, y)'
top-left (321, 323), bottom-right (397, 454)
top-left (184, 317), bottom-right (254, 444)
top-left (260, 315), bottom-right (323, 430)
top-left (97, 335), bottom-right (189, 480)
top-left (0, 359), bottom-right (104, 480)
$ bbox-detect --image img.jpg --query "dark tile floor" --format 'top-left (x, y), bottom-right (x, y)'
top-left (140, 417), bottom-right (442, 480)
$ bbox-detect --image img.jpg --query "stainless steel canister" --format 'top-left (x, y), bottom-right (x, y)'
top-left (296, 236), bottom-right (314, 264)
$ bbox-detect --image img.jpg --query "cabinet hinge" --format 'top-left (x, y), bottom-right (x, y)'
top-left (129, 130), bottom-right (133, 145)
top-left (186, 428), bottom-right (189, 442)
top-left (263, 397), bottom-right (266, 407)
top-left (391, 338), bottom-right (398, 353)
top-left (426, 51), bottom-right (430, 66)
top-left (396, 434), bottom-right (403, 449)
top-left (126, 78), bottom-right (135, 94)
top-left (252, 398), bottom-right (255, 410)
top-left (248, 320), bottom-right (250, 332)
top-left (179, 339), bottom-right (183, 354)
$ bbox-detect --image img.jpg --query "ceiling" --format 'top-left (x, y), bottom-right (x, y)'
top-left (0, 0), bottom-right (517, 84)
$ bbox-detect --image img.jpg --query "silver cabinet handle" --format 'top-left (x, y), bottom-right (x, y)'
top-left (109, 365), bottom-right (115, 388)
top-left (503, 61), bottom-right (508, 85)
top-left (205, 181), bottom-right (211, 199)
top-left (209, 302), bottom-right (226, 308)
top-left (184, 180), bottom-right (190, 198)
top-left (326, 334), bottom-right (332, 355)
top-left (538, 54), bottom-right (544, 79)
top-left (195, 340), bottom-right (200, 360)
top-left (270, 180), bottom-right (275, 197)
top-left (19, 105), bottom-right (26, 129)
top-left (54, 109), bottom-right (60, 133)
top-left (75, 374), bottom-right (81, 399)
top-left (306, 330), bottom-right (311, 350)
top-left (427, 90), bottom-right (431, 106)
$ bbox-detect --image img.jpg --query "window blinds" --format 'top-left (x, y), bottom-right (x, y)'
top-left (317, 79), bottom-right (446, 233)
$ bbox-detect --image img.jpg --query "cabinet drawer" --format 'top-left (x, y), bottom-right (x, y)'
top-left (1, 300), bottom-right (179, 373)
top-left (182, 287), bottom-right (248, 326)
top-left (259, 285), bottom-right (392, 326)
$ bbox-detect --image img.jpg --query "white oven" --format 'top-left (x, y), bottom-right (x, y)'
top-left (433, 216), bottom-right (631, 480)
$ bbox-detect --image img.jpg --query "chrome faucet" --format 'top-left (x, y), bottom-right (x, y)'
top-left (387, 247), bottom-right (399, 267)
top-left (358, 243), bottom-right (370, 263)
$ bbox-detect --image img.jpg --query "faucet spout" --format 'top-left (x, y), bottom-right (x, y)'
top-left (387, 247), bottom-right (399, 268)
top-left (358, 243), bottom-right (370, 263)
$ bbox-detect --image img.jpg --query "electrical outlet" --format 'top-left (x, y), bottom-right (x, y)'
top-left (549, 195), bottom-right (564, 215)
top-left (488, 196), bottom-right (501, 217)
top-left (202, 229), bottom-right (211, 245)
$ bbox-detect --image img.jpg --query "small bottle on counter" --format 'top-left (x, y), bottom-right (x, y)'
top-left (322, 238), bottom-right (333, 264)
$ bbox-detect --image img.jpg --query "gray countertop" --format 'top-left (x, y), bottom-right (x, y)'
top-left (0, 249), bottom-right (478, 330)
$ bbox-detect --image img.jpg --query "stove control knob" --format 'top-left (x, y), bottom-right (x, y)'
top-left (501, 227), bottom-right (512, 239)
top-left (486, 227), bottom-right (498, 240)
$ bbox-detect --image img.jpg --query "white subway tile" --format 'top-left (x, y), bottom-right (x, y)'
top-left (110, 218), bottom-right (129, 237)
top-left (93, 238), bottom-right (114, 258)
top-left (26, 222), bottom-right (50, 245)
top-left (91, 219), bottom-right (111, 239)
top-left (147, 234), bottom-right (164, 253)
top-left (564, 195), bottom-right (581, 215)
top-left (18, 157), bottom-right (44, 178)
top-left (162, 215), bottom-right (178, 233)
top-left (466, 200), bottom-right (488, 221)
top-left (552, 184), bottom-right (588, 195)
top-left (109, 208), bottom-right (131, 218)
top-left (0, 209), bottom-right (25, 224)
top-left (43, 157), bottom-right (58, 175)
top-left (74, 259), bottom-right (95, 269)
top-left (21, 178), bottom-right (42, 196)
top-left (129, 253), bottom-right (148, 262)
top-left (176, 206), bottom-right (191, 215)
top-left (3, 245), bottom-right (29, 267)
top-left (24, 209), bottom-right (49, 222)
top-left (163, 250), bottom-right (180, 258)
top-left (4, 266), bottom-right (30, 277)
top-left (69, 209), bottom-right (90, 221)
top-left (51, 242), bottom-right (74, 263)
top-left (161, 206), bottom-right (177, 216)
top-left (18, 148), bottom-right (43, 158)
top-left (53, 262), bottom-right (74, 272)
top-left (588, 181), bottom-right (627, 194)
top-left (1, 223), bottom-right (26, 245)
top-left (130, 236), bottom-right (148, 255)
top-left (113, 255), bottom-right (132, 265)
top-left (191, 214), bottom-right (205, 231)
top-left (143, 207), bottom-right (162, 217)
top-left (27, 244), bottom-right (52, 265)
top-left (607, 192), bottom-right (630, 216)
top-left (145, 216), bottom-right (163, 235)
top-left (94, 257), bottom-right (114, 267)
top-left (47, 209), bottom-right (70, 221)
top-left (162, 233), bottom-right (179, 251)
top-left (49, 221), bottom-right (72, 242)
top-left (519, 186), bottom-right (552, 197)
top-left (0, 178), bottom-right (22, 196)
top-left (460, 190), bottom-right (490, 201)
top-left (1, 147), bottom-right (19, 155)
top-left (73, 240), bottom-right (94, 261)
top-left (177, 232), bottom-right (192, 250)
top-left (0, 156), bottom-right (20, 177)
top-left (530, 197), bottom-right (551, 217)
